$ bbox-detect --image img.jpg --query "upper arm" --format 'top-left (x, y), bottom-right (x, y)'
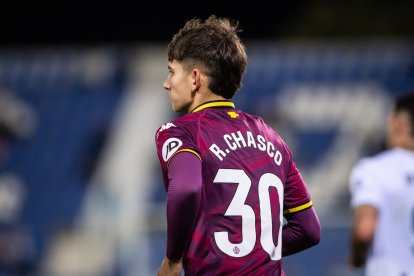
top-left (155, 120), bottom-right (200, 189)
top-left (283, 159), bottom-right (312, 213)
top-left (349, 160), bottom-right (381, 242)
top-left (167, 151), bottom-right (202, 194)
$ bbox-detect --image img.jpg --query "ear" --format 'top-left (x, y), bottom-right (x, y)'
top-left (191, 68), bottom-right (203, 92)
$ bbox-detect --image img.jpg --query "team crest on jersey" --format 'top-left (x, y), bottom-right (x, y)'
top-left (162, 138), bottom-right (183, 161)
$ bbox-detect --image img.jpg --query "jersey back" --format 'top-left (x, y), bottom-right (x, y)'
top-left (156, 103), bottom-right (311, 275)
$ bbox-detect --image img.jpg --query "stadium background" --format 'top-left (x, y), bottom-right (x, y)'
top-left (0, 1), bottom-right (413, 275)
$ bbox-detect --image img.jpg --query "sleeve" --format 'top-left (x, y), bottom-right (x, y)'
top-left (282, 207), bottom-right (321, 256)
top-left (283, 159), bottom-right (312, 215)
top-left (155, 122), bottom-right (201, 189)
top-left (166, 152), bottom-right (202, 260)
top-left (281, 148), bottom-right (320, 256)
top-left (349, 159), bottom-right (382, 208)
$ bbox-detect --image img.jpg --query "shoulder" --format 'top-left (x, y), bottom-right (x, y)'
top-left (239, 111), bottom-right (275, 133)
top-left (155, 114), bottom-right (201, 153)
top-left (250, 113), bottom-right (292, 152)
top-left (350, 149), bottom-right (397, 182)
top-left (155, 114), bottom-right (199, 139)
top-left (349, 150), bottom-right (395, 206)
top-left (353, 149), bottom-right (397, 170)
top-left (155, 114), bottom-right (202, 165)
top-left (242, 111), bottom-right (267, 124)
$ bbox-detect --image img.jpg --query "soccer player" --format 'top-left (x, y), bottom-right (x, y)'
top-left (349, 92), bottom-right (414, 275)
top-left (155, 15), bottom-right (321, 276)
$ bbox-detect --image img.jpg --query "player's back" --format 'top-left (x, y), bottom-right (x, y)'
top-left (350, 148), bottom-right (414, 275)
top-left (166, 105), bottom-right (304, 275)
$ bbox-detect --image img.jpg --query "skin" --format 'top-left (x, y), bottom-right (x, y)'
top-left (386, 111), bottom-right (414, 151)
top-left (349, 205), bottom-right (378, 267)
top-left (158, 59), bottom-right (226, 276)
top-left (157, 258), bottom-right (182, 276)
top-left (349, 110), bottom-right (414, 267)
top-left (159, 59), bottom-right (321, 274)
top-left (163, 60), bottom-right (226, 114)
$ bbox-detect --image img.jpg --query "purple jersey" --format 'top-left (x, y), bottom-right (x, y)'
top-left (155, 100), bottom-right (312, 275)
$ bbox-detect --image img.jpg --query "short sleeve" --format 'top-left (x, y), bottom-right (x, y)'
top-left (349, 159), bottom-right (383, 209)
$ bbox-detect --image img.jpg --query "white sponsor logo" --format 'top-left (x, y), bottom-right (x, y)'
top-left (159, 122), bottom-right (176, 132)
top-left (157, 123), bottom-right (177, 138)
top-left (162, 138), bottom-right (183, 161)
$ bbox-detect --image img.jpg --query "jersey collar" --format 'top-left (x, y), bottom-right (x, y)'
top-left (191, 100), bottom-right (235, 113)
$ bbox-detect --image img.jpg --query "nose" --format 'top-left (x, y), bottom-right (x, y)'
top-left (163, 79), bottom-right (171, 90)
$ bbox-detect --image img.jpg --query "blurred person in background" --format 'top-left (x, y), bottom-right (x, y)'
top-left (155, 15), bottom-right (320, 276)
top-left (349, 92), bottom-right (414, 275)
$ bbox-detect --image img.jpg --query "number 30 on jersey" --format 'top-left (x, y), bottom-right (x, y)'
top-left (213, 169), bottom-right (284, 260)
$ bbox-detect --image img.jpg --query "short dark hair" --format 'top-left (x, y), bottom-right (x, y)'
top-left (167, 15), bottom-right (247, 99)
top-left (395, 91), bottom-right (414, 135)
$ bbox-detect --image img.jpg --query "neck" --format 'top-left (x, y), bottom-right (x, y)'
top-left (403, 141), bottom-right (414, 151)
top-left (389, 137), bottom-right (414, 151)
top-left (187, 92), bottom-right (227, 113)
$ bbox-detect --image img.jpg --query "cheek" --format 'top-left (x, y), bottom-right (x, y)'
top-left (173, 78), bottom-right (190, 93)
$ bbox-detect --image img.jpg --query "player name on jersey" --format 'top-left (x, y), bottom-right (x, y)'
top-left (209, 130), bottom-right (283, 165)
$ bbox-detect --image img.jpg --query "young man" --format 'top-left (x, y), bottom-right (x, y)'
top-left (349, 92), bottom-right (414, 275)
top-left (155, 16), bottom-right (321, 276)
